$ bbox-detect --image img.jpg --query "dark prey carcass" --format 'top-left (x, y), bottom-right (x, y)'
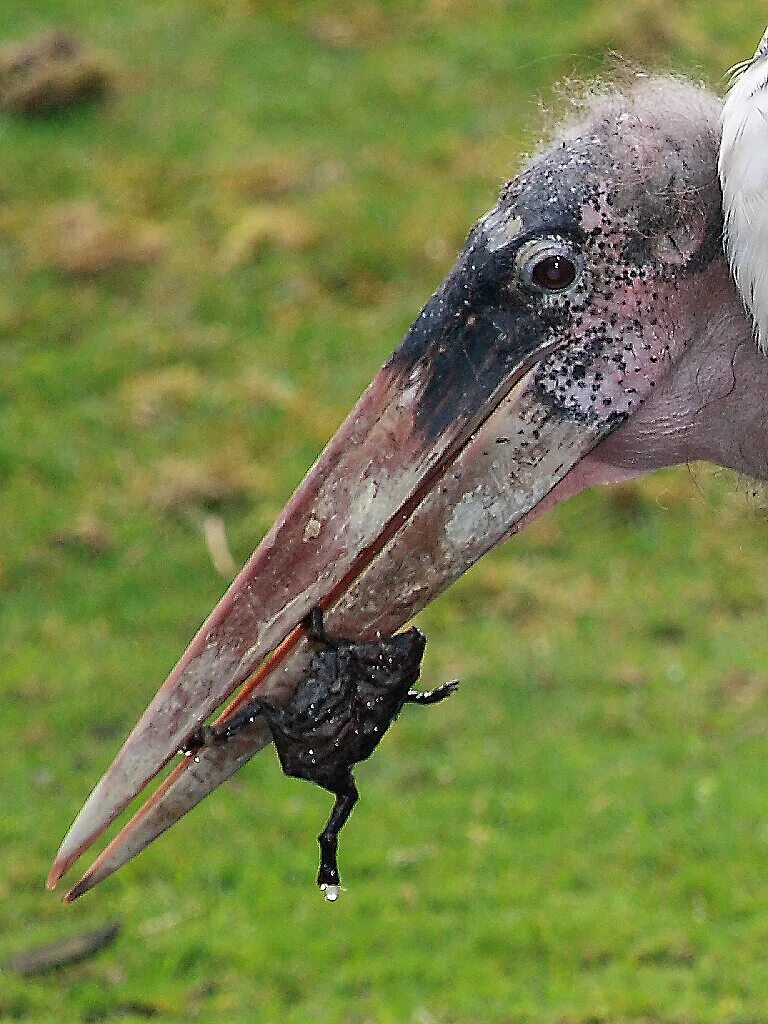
top-left (184, 607), bottom-right (458, 900)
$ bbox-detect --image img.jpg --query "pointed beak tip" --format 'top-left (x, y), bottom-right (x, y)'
top-left (61, 871), bottom-right (95, 903)
top-left (46, 841), bottom-right (83, 892)
top-left (46, 863), bottom-right (65, 892)
top-left (62, 885), bottom-right (84, 904)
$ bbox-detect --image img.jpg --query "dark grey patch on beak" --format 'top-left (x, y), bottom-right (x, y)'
top-left (385, 202), bottom-right (583, 443)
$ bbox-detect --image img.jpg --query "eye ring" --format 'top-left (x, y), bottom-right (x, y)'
top-left (517, 239), bottom-right (583, 294)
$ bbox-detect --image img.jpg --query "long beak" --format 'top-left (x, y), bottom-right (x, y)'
top-left (48, 227), bottom-right (623, 900)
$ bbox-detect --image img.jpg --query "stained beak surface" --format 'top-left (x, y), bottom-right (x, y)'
top-left (48, 197), bottom-right (662, 899)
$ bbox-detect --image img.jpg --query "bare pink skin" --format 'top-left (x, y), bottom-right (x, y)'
top-left (517, 263), bottom-right (766, 521)
top-left (588, 276), bottom-right (766, 482)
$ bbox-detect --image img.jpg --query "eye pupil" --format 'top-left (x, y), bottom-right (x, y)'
top-left (531, 254), bottom-right (576, 291)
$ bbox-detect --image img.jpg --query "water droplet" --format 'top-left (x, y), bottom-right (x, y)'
top-left (321, 883), bottom-right (340, 902)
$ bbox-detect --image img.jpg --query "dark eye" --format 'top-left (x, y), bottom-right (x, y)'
top-left (517, 239), bottom-right (583, 294)
top-left (531, 254), bottom-right (576, 291)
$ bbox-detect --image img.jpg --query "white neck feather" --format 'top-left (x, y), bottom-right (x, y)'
top-left (719, 27), bottom-right (768, 351)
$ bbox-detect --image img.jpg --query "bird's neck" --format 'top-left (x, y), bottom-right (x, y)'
top-left (695, 325), bottom-right (768, 482)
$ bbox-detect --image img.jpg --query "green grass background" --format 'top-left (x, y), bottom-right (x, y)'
top-left (2, 1), bottom-right (768, 1021)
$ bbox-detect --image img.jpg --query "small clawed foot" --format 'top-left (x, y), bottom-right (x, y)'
top-left (181, 724), bottom-right (217, 755)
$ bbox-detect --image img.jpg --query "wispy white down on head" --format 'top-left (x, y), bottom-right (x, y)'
top-left (719, 26), bottom-right (768, 351)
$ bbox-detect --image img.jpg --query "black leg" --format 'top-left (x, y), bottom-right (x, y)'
top-left (302, 605), bottom-right (347, 650)
top-left (406, 679), bottom-right (459, 705)
top-left (303, 606), bottom-right (330, 645)
top-left (182, 696), bottom-right (280, 753)
top-left (317, 774), bottom-right (359, 901)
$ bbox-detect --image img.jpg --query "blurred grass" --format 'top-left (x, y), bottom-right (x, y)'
top-left (1, 1), bottom-right (768, 1021)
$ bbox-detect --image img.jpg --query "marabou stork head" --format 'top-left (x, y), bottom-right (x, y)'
top-left (49, 66), bottom-right (768, 900)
